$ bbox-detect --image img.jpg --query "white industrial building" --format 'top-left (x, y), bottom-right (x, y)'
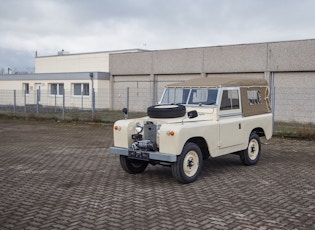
top-left (35, 49), bottom-right (143, 73)
top-left (0, 72), bottom-right (109, 109)
top-left (0, 49), bottom-right (142, 109)
top-left (0, 40), bottom-right (314, 123)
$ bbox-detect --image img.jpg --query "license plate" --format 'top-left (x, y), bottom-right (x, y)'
top-left (128, 150), bottom-right (149, 161)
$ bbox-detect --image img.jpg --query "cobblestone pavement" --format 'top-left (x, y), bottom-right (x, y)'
top-left (0, 119), bottom-right (314, 230)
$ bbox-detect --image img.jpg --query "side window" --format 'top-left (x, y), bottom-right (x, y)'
top-left (247, 90), bottom-right (262, 105)
top-left (220, 89), bottom-right (240, 110)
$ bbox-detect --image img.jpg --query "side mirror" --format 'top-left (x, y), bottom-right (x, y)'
top-left (187, 110), bottom-right (198, 119)
top-left (122, 108), bottom-right (128, 119)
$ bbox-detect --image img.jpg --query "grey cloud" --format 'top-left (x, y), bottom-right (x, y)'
top-left (1, 0), bottom-right (315, 70)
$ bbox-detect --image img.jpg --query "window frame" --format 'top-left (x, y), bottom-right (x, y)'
top-left (247, 90), bottom-right (262, 105)
top-left (23, 83), bottom-right (30, 95)
top-left (218, 87), bottom-right (242, 117)
top-left (220, 88), bottom-right (240, 111)
top-left (50, 83), bottom-right (64, 96)
top-left (159, 87), bottom-right (218, 106)
top-left (73, 83), bottom-right (90, 97)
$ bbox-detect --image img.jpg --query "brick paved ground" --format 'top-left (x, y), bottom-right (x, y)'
top-left (0, 119), bottom-right (314, 230)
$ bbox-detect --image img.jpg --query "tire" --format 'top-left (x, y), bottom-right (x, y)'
top-left (240, 133), bottom-right (261, 166)
top-left (119, 156), bottom-right (149, 174)
top-left (171, 143), bottom-right (203, 184)
top-left (147, 104), bottom-right (186, 118)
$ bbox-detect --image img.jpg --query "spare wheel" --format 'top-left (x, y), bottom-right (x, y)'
top-left (147, 104), bottom-right (186, 118)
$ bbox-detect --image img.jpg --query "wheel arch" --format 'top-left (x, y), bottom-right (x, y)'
top-left (251, 127), bottom-right (266, 137)
top-left (185, 137), bottom-right (210, 160)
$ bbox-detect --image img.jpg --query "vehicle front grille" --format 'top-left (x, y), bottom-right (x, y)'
top-left (143, 121), bottom-right (157, 143)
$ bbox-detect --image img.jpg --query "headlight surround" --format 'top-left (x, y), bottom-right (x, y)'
top-left (135, 122), bottom-right (143, 134)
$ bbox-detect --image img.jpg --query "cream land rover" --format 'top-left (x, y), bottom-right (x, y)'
top-left (109, 77), bottom-right (273, 183)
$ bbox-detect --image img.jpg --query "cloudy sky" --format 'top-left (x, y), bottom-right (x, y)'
top-left (1, 0), bottom-right (315, 73)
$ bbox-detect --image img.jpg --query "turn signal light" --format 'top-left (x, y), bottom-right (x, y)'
top-left (114, 125), bottom-right (121, 131)
top-left (167, 131), bottom-right (175, 136)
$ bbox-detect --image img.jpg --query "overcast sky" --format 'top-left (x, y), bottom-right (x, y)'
top-left (1, 0), bottom-right (315, 73)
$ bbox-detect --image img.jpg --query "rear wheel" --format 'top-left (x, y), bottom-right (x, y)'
top-left (171, 143), bottom-right (203, 184)
top-left (120, 156), bottom-right (149, 174)
top-left (240, 133), bottom-right (261, 166)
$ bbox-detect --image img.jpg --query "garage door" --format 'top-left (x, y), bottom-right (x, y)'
top-left (156, 74), bottom-right (200, 103)
top-left (113, 75), bottom-right (152, 112)
top-left (274, 72), bottom-right (315, 123)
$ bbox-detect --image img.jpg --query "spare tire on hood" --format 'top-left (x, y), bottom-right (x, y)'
top-left (147, 104), bottom-right (186, 118)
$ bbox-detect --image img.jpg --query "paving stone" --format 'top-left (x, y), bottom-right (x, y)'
top-left (0, 120), bottom-right (314, 230)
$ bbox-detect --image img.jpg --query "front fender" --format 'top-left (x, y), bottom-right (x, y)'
top-left (159, 121), bottom-right (219, 155)
top-left (113, 119), bottom-right (136, 148)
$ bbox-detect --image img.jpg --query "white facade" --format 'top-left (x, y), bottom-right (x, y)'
top-left (1, 49), bottom-right (143, 110)
top-left (0, 72), bottom-right (110, 109)
top-left (35, 49), bottom-right (143, 73)
top-left (1, 40), bottom-right (315, 123)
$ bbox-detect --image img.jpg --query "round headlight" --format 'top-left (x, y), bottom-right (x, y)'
top-left (135, 122), bottom-right (143, 134)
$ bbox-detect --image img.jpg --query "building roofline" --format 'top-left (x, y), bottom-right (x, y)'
top-left (36, 48), bottom-right (147, 58)
top-left (35, 38), bottom-right (315, 58)
top-left (130, 38), bottom-right (315, 53)
top-left (0, 72), bottom-right (110, 81)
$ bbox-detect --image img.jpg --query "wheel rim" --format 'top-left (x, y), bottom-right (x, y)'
top-left (183, 150), bottom-right (199, 177)
top-left (248, 139), bottom-right (259, 160)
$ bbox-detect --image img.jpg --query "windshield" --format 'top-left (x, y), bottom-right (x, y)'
top-left (160, 88), bottom-right (218, 105)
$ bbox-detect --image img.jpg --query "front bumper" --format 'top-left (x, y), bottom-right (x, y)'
top-left (109, 147), bottom-right (177, 162)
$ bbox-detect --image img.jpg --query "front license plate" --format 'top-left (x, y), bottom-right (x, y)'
top-left (128, 150), bottom-right (149, 161)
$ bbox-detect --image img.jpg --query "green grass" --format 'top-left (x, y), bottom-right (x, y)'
top-left (274, 122), bottom-right (315, 140)
top-left (0, 109), bottom-right (147, 124)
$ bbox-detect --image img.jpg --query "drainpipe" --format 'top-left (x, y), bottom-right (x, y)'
top-left (270, 72), bottom-right (275, 134)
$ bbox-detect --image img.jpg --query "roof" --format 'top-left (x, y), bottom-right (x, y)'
top-left (0, 72), bottom-right (110, 81)
top-left (36, 49), bottom-right (146, 58)
top-left (167, 77), bottom-right (268, 88)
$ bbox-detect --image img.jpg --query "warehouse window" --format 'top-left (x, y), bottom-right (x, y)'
top-left (73, 83), bottom-right (89, 96)
top-left (50, 83), bottom-right (64, 95)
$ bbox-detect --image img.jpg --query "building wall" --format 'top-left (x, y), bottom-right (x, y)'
top-left (0, 72), bottom-right (110, 109)
top-left (36, 49), bottom-right (144, 74)
top-left (268, 39), bottom-right (315, 71)
top-left (36, 53), bottom-right (110, 73)
top-left (111, 40), bottom-right (315, 74)
top-left (110, 39), bottom-right (315, 123)
top-left (2, 39), bottom-right (314, 123)
top-left (273, 72), bottom-right (315, 123)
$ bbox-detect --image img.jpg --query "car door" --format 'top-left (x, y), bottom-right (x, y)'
top-left (218, 87), bottom-right (243, 149)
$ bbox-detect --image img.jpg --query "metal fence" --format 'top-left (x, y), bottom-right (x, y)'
top-left (0, 88), bottom-right (108, 121)
top-left (0, 86), bottom-right (314, 138)
top-left (112, 87), bottom-right (156, 113)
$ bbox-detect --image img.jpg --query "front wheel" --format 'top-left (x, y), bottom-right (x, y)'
top-left (171, 143), bottom-right (203, 184)
top-left (240, 133), bottom-right (261, 166)
top-left (120, 156), bottom-right (149, 174)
